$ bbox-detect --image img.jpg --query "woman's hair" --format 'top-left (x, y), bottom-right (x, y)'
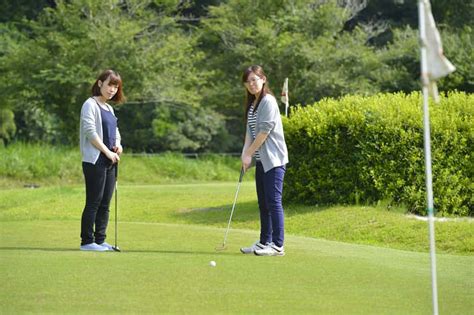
top-left (242, 65), bottom-right (273, 121)
top-left (91, 69), bottom-right (125, 103)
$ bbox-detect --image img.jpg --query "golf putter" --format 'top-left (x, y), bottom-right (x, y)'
top-left (215, 167), bottom-right (245, 251)
top-left (112, 164), bottom-right (121, 252)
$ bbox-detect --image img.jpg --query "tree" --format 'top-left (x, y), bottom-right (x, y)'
top-left (198, 0), bottom-right (472, 146)
top-left (1, 0), bottom-right (226, 150)
top-left (1, 0), bottom-right (471, 151)
top-left (198, 0), bottom-right (384, 144)
top-left (0, 0), bottom-right (55, 23)
top-left (438, 26), bottom-right (474, 93)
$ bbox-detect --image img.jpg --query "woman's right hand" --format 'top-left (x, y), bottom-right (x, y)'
top-left (106, 150), bottom-right (120, 164)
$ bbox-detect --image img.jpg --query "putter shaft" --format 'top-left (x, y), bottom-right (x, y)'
top-left (114, 164), bottom-right (120, 251)
top-left (221, 181), bottom-right (242, 246)
top-left (218, 168), bottom-right (245, 249)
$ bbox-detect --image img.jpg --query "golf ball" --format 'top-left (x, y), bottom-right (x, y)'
top-left (209, 260), bottom-right (216, 267)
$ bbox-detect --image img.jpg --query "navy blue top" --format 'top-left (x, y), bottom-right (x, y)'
top-left (96, 104), bottom-right (117, 166)
top-left (100, 105), bottom-right (117, 150)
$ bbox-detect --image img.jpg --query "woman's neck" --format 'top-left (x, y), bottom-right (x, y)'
top-left (94, 96), bottom-right (107, 106)
top-left (253, 92), bottom-right (262, 106)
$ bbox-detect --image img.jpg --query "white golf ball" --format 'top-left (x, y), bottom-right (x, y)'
top-left (209, 260), bottom-right (216, 267)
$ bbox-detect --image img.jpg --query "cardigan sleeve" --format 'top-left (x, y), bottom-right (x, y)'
top-left (257, 95), bottom-right (278, 134)
top-left (80, 101), bottom-right (99, 142)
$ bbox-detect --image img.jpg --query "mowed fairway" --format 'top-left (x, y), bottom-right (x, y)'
top-left (0, 183), bottom-right (473, 314)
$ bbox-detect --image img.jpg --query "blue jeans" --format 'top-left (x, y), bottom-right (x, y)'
top-left (255, 162), bottom-right (286, 247)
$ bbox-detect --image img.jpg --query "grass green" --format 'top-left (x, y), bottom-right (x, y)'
top-left (1, 144), bottom-right (473, 313)
top-left (0, 143), bottom-right (248, 187)
top-left (1, 220), bottom-right (473, 314)
top-left (1, 183), bottom-right (472, 255)
top-left (1, 182), bottom-right (473, 314)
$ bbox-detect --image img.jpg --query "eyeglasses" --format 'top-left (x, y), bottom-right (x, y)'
top-left (244, 77), bottom-right (262, 85)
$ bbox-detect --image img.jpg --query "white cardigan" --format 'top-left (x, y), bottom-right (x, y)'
top-left (79, 97), bottom-right (121, 164)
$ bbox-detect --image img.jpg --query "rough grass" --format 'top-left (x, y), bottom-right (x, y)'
top-left (0, 143), bottom-right (248, 188)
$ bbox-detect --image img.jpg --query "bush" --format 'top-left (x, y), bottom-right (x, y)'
top-left (284, 92), bottom-right (473, 216)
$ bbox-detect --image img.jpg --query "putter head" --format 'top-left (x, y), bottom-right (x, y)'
top-left (214, 243), bottom-right (228, 251)
top-left (112, 246), bottom-right (121, 252)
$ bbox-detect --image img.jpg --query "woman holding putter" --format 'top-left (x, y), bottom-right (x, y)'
top-left (79, 69), bottom-right (125, 251)
top-left (240, 65), bottom-right (289, 256)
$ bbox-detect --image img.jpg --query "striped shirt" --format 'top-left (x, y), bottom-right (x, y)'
top-left (247, 104), bottom-right (260, 160)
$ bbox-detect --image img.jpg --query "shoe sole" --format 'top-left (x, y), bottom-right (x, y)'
top-left (80, 248), bottom-right (108, 252)
top-left (254, 252), bottom-right (285, 256)
top-left (98, 245), bottom-right (114, 251)
top-left (254, 247), bottom-right (285, 256)
top-left (240, 243), bottom-right (266, 254)
top-left (240, 249), bottom-right (254, 254)
top-left (80, 244), bottom-right (109, 252)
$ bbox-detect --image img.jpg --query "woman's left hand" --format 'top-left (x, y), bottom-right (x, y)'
top-left (113, 145), bottom-right (123, 155)
top-left (241, 153), bottom-right (252, 172)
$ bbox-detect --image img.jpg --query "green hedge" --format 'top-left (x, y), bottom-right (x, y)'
top-left (283, 92), bottom-right (473, 216)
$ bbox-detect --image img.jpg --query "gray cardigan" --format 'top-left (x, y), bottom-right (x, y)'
top-left (79, 97), bottom-right (121, 164)
top-left (247, 94), bottom-right (289, 172)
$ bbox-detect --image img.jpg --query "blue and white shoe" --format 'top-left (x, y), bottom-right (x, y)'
top-left (240, 241), bottom-right (267, 254)
top-left (80, 243), bottom-right (108, 252)
top-left (254, 242), bottom-right (285, 256)
top-left (97, 242), bottom-right (114, 251)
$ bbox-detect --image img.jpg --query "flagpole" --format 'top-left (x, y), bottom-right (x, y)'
top-left (285, 77), bottom-right (289, 117)
top-left (282, 78), bottom-right (289, 117)
top-left (418, 1), bottom-right (439, 314)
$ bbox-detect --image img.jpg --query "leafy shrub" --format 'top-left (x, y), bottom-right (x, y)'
top-left (284, 92), bottom-right (473, 216)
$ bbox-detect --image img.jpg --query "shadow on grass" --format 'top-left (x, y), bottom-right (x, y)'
top-left (0, 246), bottom-right (80, 252)
top-left (175, 201), bottom-right (258, 225)
top-left (0, 246), bottom-right (240, 256)
top-left (176, 200), bottom-right (330, 225)
top-left (125, 249), bottom-right (241, 256)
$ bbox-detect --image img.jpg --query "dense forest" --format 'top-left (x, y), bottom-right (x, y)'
top-left (1, 0), bottom-right (472, 152)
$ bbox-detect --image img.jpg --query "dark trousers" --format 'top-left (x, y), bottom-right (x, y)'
top-left (255, 162), bottom-right (286, 247)
top-left (80, 162), bottom-right (116, 245)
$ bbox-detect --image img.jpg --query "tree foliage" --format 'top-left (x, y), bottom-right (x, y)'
top-left (1, 0), bottom-right (222, 149)
top-left (0, 0), bottom-right (55, 23)
top-left (0, 0), bottom-right (472, 151)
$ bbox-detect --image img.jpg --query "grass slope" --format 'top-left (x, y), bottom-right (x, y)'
top-left (1, 221), bottom-right (473, 314)
top-left (0, 183), bottom-right (472, 254)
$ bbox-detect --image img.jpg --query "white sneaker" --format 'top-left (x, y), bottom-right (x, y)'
top-left (254, 243), bottom-right (285, 256)
top-left (80, 243), bottom-right (108, 252)
top-left (97, 242), bottom-right (114, 251)
top-left (240, 241), bottom-right (267, 254)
